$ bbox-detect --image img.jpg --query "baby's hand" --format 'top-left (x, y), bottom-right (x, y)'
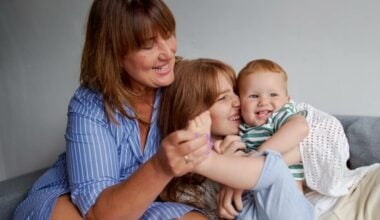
top-left (214, 135), bottom-right (246, 156)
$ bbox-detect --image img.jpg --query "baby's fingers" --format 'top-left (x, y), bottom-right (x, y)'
top-left (223, 141), bottom-right (246, 156)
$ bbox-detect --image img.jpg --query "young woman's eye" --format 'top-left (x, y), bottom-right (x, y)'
top-left (217, 95), bottom-right (228, 101)
top-left (249, 94), bottom-right (258, 99)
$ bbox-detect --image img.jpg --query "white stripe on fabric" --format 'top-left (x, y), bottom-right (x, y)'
top-left (15, 87), bottom-right (195, 219)
top-left (65, 87), bottom-right (194, 217)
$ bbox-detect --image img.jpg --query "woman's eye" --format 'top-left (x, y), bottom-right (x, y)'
top-left (217, 95), bottom-right (227, 101)
top-left (165, 32), bottom-right (175, 40)
top-left (141, 40), bottom-right (154, 49)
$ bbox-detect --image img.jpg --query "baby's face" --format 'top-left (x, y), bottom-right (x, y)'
top-left (239, 71), bottom-right (289, 127)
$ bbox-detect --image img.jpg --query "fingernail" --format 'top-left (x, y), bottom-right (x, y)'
top-left (206, 133), bottom-right (211, 141)
top-left (206, 134), bottom-right (213, 148)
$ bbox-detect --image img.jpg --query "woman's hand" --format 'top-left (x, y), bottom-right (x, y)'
top-left (214, 135), bottom-right (246, 156)
top-left (154, 129), bottom-right (211, 177)
top-left (217, 185), bottom-right (244, 219)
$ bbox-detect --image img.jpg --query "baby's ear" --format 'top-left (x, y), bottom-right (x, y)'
top-left (287, 96), bottom-right (291, 102)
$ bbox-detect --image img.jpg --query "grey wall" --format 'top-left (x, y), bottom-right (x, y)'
top-left (0, 0), bottom-right (91, 181)
top-left (0, 141), bottom-right (5, 179)
top-left (167, 0), bottom-right (380, 116)
top-left (1, 0), bottom-right (380, 181)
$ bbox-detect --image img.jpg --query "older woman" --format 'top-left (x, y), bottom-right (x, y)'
top-left (14, 1), bottom-right (210, 219)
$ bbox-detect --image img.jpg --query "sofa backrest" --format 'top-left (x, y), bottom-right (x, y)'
top-left (335, 115), bottom-right (380, 169)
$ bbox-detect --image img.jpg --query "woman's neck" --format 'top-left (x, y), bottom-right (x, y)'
top-left (133, 89), bottom-right (156, 151)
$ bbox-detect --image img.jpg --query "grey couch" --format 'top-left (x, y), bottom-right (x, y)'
top-left (1, 115), bottom-right (380, 220)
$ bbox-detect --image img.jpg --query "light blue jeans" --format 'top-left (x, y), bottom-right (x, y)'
top-left (237, 150), bottom-right (314, 220)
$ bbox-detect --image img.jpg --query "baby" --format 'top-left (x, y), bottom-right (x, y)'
top-left (237, 59), bottom-right (309, 192)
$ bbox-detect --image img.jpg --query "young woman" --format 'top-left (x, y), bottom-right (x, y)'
top-left (14, 1), bottom-right (210, 219)
top-left (160, 57), bottom-right (380, 220)
top-left (159, 58), bottom-right (314, 220)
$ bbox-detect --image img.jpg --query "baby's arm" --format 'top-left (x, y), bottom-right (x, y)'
top-left (281, 146), bottom-right (302, 165)
top-left (257, 114), bottom-right (309, 155)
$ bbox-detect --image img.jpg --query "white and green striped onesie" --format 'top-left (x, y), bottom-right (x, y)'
top-left (240, 101), bottom-right (307, 180)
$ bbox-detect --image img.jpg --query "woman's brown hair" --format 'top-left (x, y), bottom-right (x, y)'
top-left (80, 0), bottom-right (175, 123)
top-left (159, 58), bottom-right (236, 208)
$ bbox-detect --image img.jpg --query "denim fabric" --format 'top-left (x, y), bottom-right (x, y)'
top-left (237, 151), bottom-right (314, 220)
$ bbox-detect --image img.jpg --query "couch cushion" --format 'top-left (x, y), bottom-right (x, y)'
top-left (0, 169), bottom-right (45, 220)
top-left (336, 115), bottom-right (380, 169)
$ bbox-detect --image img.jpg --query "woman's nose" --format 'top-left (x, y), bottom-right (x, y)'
top-left (158, 36), bottom-right (176, 60)
top-left (232, 95), bottom-right (240, 107)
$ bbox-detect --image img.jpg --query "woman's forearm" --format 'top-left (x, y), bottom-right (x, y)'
top-left (194, 152), bottom-right (265, 190)
top-left (86, 156), bottom-right (173, 220)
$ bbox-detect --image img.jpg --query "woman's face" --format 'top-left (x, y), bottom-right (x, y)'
top-left (209, 74), bottom-right (241, 140)
top-left (121, 34), bottom-right (177, 91)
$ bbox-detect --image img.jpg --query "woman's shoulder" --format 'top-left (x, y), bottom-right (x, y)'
top-left (67, 86), bottom-right (106, 118)
top-left (72, 86), bottom-right (102, 102)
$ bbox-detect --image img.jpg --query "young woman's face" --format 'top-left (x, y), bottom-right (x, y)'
top-left (209, 74), bottom-right (241, 140)
top-left (121, 34), bottom-right (177, 91)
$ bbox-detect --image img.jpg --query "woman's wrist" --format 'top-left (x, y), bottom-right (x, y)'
top-left (149, 154), bottom-right (175, 181)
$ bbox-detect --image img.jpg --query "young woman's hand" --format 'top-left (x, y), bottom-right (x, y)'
top-left (214, 135), bottom-right (246, 156)
top-left (217, 185), bottom-right (244, 219)
top-left (154, 129), bottom-right (211, 177)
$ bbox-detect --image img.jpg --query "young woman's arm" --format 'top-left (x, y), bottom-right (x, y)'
top-left (194, 151), bottom-right (265, 190)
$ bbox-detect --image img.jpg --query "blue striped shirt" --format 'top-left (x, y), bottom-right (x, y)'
top-left (14, 86), bottom-right (195, 220)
